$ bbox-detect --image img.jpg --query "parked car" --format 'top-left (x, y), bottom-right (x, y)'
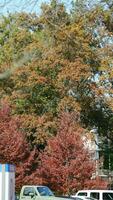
top-left (71, 190), bottom-right (113, 200)
top-left (19, 185), bottom-right (71, 200)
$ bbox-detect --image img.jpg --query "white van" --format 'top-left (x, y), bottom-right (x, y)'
top-left (72, 190), bottom-right (113, 200)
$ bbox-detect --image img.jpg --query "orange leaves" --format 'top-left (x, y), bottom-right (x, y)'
top-left (56, 58), bottom-right (91, 97)
top-left (13, 63), bottom-right (47, 88)
top-left (57, 96), bottom-right (81, 113)
top-left (58, 58), bottom-right (90, 82)
top-left (19, 113), bottom-right (57, 148)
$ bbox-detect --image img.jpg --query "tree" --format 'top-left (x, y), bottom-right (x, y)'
top-left (0, 0), bottom-right (112, 174)
top-left (0, 103), bottom-right (39, 190)
top-left (38, 112), bottom-right (107, 195)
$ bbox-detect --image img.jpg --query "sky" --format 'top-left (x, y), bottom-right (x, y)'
top-left (0, 0), bottom-right (50, 15)
top-left (0, 0), bottom-right (72, 15)
top-left (0, 0), bottom-right (102, 16)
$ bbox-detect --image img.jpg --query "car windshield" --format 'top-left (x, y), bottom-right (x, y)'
top-left (37, 186), bottom-right (54, 196)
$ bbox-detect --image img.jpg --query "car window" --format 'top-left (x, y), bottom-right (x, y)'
top-left (103, 192), bottom-right (113, 200)
top-left (37, 186), bottom-right (54, 196)
top-left (23, 187), bottom-right (35, 196)
top-left (90, 192), bottom-right (99, 200)
top-left (77, 192), bottom-right (87, 196)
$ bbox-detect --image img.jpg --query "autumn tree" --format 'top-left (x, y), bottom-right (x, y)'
top-left (0, 103), bottom-right (39, 190)
top-left (0, 0), bottom-right (112, 173)
top-left (38, 112), bottom-right (107, 194)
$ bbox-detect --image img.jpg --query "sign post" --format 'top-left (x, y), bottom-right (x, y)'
top-left (0, 164), bottom-right (15, 200)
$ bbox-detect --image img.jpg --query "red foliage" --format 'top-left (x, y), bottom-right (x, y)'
top-left (38, 112), bottom-right (107, 194)
top-left (0, 104), bottom-right (39, 190)
top-left (0, 105), bottom-right (107, 192)
top-left (84, 176), bottom-right (108, 190)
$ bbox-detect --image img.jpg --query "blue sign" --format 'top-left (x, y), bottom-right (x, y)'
top-left (0, 164), bottom-right (15, 172)
top-left (5, 164), bottom-right (15, 172)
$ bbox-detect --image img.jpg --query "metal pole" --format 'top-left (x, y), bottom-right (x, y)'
top-left (95, 132), bottom-right (99, 176)
top-left (2, 164), bottom-right (5, 200)
top-left (90, 128), bottom-right (99, 176)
